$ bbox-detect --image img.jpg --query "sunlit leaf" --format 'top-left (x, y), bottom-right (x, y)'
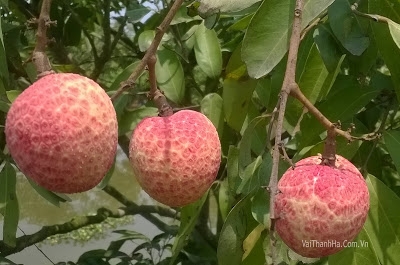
top-left (194, 23), bottom-right (222, 78)
top-left (156, 48), bottom-right (185, 103)
top-left (242, 0), bottom-right (335, 78)
top-left (388, 20), bottom-right (400, 50)
top-left (223, 78), bottom-right (257, 131)
top-left (201, 93), bottom-right (224, 137)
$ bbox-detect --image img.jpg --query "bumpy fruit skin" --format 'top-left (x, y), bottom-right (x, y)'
top-left (129, 110), bottom-right (221, 207)
top-left (5, 73), bottom-right (118, 193)
top-left (274, 155), bottom-right (369, 258)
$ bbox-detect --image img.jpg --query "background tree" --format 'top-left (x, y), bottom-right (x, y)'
top-left (0, 0), bottom-right (400, 264)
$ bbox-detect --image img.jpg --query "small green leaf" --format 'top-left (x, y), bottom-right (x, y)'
top-left (328, 0), bottom-right (369, 55)
top-left (388, 20), bottom-right (400, 50)
top-left (27, 178), bottom-right (71, 207)
top-left (156, 48), bottom-right (185, 103)
top-left (0, 162), bottom-right (19, 247)
top-left (6, 90), bottom-right (21, 103)
top-left (138, 30), bottom-right (155, 52)
top-left (112, 230), bottom-right (151, 242)
top-left (0, 16), bottom-right (9, 90)
top-left (201, 93), bottom-right (224, 137)
top-left (169, 191), bottom-right (209, 265)
top-left (217, 193), bottom-right (259, 265)
top-left (218, 178), bottom-right (234, 221)
top-left (237, 156), bottom-right (263, 194)
top-left (223, 78), bottom-right (257, 132)
top-left (118, 107), bottom-right (158, 136)
top-left (194, 23), bottom-right (222, 78)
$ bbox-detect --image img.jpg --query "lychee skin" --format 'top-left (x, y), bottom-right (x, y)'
top-left (129, 110), bottom-right (221, 207)
top-left (274, 155), bottom-right (369, 258)
top-left (5, 73), bottom-right (118, 193)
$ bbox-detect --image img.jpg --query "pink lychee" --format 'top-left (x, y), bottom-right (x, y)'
top-left (274, 155), bottom-right (370, 258)
top-left (5, 73), bottom-right (118, 193)
top-left (129, 110), bottom-right (221, 207)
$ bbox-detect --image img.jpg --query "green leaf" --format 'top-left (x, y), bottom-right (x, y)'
top-left (237, 156), bottom-right (263, 194)
top-left (156, 48), bottom-right (185, 104)
top-left (227, 14), bottom-right (253, 31)
top-left (97, 160), bottom-right (115, 190)
top-left (219, 178), bottom-right (234, 221)
top-left (201, 93), bottom-right (224, 138)
top-left (217, 193), bottom-right (259, 265)
top-left (242, 228), bottom-right (267, 265)
top-left (313, 24), bottom-right (343, 73)
top-left (383, 131), bottom-right (400, 173)
top-left (225, 42), bottom-right (247, 80)
top-left (126, 5), bottom-right (151, 23)
top-left (239, 115), bottom-right (269, 168)
top-left (138, 30), bottom-right (155, 52)
top-left (197, 0), bottom-right (261, 16)
top-left (223, 78), bottom-right (257, 131)
top-left (369, 0), bottom-right (400, 102)
top-left (242, 0), bottom-right (335, 78)
top-left (112, 230), bottom-right (151, 242)
top-left (298, 75), bottom-right (381, 148)
top-left (328, 0), bottom-right (369, 55)
top-left (6, 90), bottom-right (21, 103)
top-left (0, 162), bottom-right (19, 247)
top-left (63, 15), bottom-right (82, 46)
top-left (118, 107), bottom-right (158, 136)
top-left (0, 16), bottom-right (9, 90)
top-left (388, 20), bottom-right (400, 50)
top-left (27, 178), bottom-right (70, 207)
top-left (227, 146), bottom-right (241, 193)
top-left (329, 227), bottom-right (379, 265)
top-left (169, 191), bottom-right (209, 265)
top-left (194, 23), bottom-right (222, 78)
top-left (286, 42), bottom-right (329, 127)
top-left (362, 174), bottom-right (400, 265)
top-left (251, 188), bottom-right (270, 226)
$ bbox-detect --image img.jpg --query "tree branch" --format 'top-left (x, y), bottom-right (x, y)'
top-left (0, 203), bottom-right (175, 256)
top-left (110, 0), bottom-right (185, 101)
top-left (31, 0), bottom-right (55, 77)
top-left (268, 1), bottom-right (304, 263)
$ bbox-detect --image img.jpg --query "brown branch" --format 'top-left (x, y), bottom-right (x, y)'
top-left (147, 55), bottom-right (174, 116)
top-left (32, 0), bottom-right (55, 77)
top-left (102, 185), bottom-right (178, 232)
top-left (268, 1), bottom-right (304, 263)
top-left (110, 0), bottom-right (185, 101)
top-left (0, 204), bottom-right (176, 256)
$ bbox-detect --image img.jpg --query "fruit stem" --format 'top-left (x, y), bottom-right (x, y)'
top-left (32, 0), bottom-right (55, 77)
top-left (321, 125), bottom-right (337, 166)
top-left (147, 55), bottom-right (173, 117)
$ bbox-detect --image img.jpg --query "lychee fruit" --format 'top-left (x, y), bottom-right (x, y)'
top-left (129, 110), bottom-right (221, 207)
top-left (274, 155), bottom-right (369, 258)
top-left (5, 73), bottom-right (118, 193)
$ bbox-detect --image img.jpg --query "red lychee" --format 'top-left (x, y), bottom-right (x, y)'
top-left (5, 73), bottom-right (118, 193)
top-left (274, 155), bottom-right (369, 258)
top-left (129, 110), bottom-right (221, 207)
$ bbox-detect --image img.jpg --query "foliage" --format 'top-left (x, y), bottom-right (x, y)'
top-left (0, 0), bottom-right (400, 264)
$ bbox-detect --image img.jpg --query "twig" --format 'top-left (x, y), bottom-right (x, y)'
top-left (351, 4), bottom-right (392, 24)
top-left (0, 204), bottom-right (176, 256)
top-left (267, 1), bottom-right (304, 263)
top-left (32, 0), bottom-right (55, 77)
top-left (110, 0), bottom-right (185, 101)
top-left (147, 55), bottom-right (174, 116)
